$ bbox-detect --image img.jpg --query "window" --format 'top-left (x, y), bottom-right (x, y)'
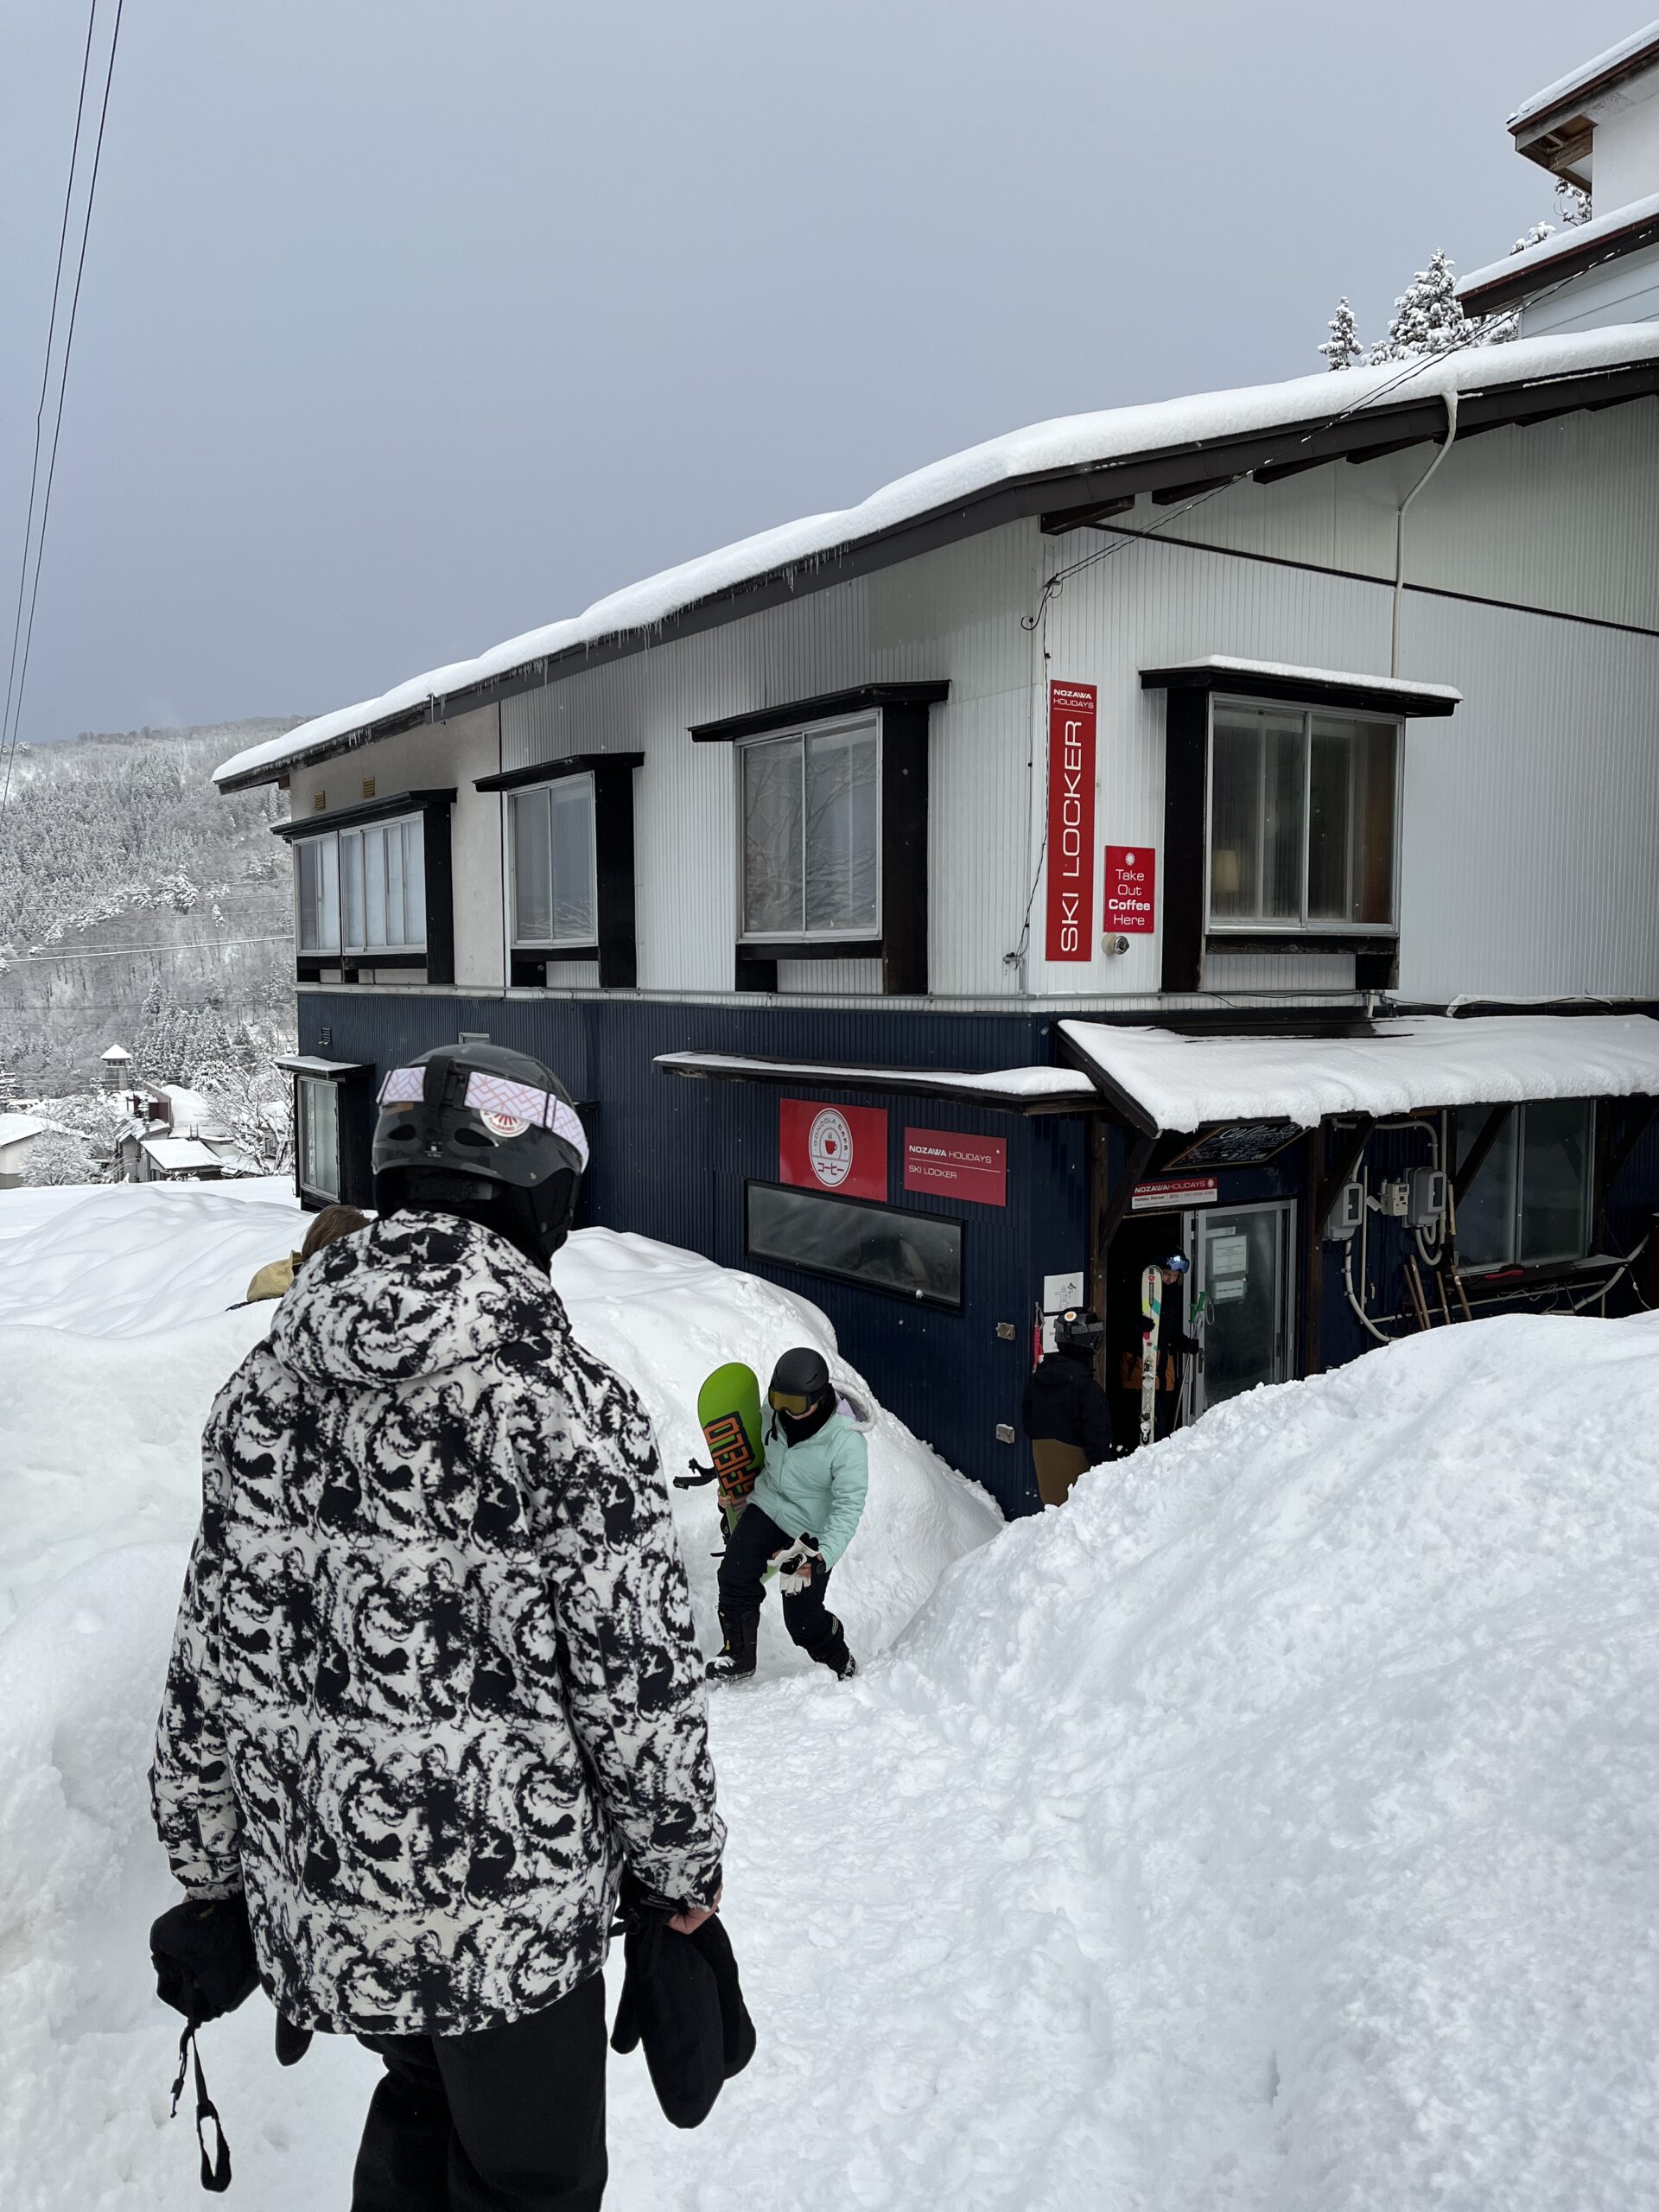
top-left (746, 1180), bottom-right (963, 1307)
top-left (1208, 701), bottom-right (1399, 932)
top-left (741, 716), bottom-right (880, 940)
top-left (1456, 1100), bottom-right (1594, 1270)
top-left (297, 1077), bottom-right (341, 1200)
top-left (296, 817), bottom-right (426, 956)
top-left (510, 777), bottom-right (597, 947)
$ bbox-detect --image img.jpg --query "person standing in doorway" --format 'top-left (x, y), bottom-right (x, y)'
top-left (1022, 1306), bottom-right (1114, 1504)
top-left (707, 1346), bottom-right (868, 1684)
top-left (151, 1042), bottom-right (725, 2211)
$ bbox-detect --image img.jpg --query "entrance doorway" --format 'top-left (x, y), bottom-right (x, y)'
top-left (1188, 1200), bottom-right (1295, 1415)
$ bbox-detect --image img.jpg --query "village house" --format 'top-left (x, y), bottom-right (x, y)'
top-left (216, 29), bottom-right (1659, 1516)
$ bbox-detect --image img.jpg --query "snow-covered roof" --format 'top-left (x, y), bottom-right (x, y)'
top-left (1141, 656), bottom-right (1461, 711)
top-left (156, 1085), bottom-right (228, 1140)
top-left (276, 1054), bottom-right (372, 1078)
top-left (654, 1050), bottom-right (1100, 1115)
top-left (1459, 190), bottom-right (1659, 310)
top-left (213, 324), bottom-right (1659, 791)
top-left (139, 1136), bottom-right (225, 1173)
top-left (0, 1113), bottom-right (44, 1148)
top-left (1059, 1014), bottom-right (1659, 1135)
top-left (99, 1044), bottom-right (130, 1062)
top-left (1509, 22), bottom-right (1659, 130)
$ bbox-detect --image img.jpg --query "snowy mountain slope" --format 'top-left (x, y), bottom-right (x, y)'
top-left (2, 1185), bottom-right (1655, 2209)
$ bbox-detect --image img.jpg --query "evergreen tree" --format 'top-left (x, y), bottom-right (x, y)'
top-left (1318, 296), bottom-right (1363, 371)
top-left (1368, 251), bottom-right (1486, 363)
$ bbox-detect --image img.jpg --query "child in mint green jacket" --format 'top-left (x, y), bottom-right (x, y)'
top-left (706, 1347), bottom-right (868, 1684)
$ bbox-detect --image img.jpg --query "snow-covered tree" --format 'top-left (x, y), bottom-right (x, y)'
top-left (1318, 296), bottom-right (1363, 371)
top-left (1556, 182), bottom-right (1592, 227)
top-left (1369, 251), bottom-right (1484, 362)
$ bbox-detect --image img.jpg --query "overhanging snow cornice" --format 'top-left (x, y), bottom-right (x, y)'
top-left (653, 1050), bottom-right (1103, 1116)
top-left (214, 340), bottom-right (1659, 794)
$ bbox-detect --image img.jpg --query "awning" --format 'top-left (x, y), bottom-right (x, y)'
top-left (1139, 656), bottom-right (1460, 719)
top-left (278, 1056), bottom-right (372, 1080)
top-left (653, 1050), bottom-right (1101, 1116)
top-left (1058, 1014), bottom-right (1659, 1135)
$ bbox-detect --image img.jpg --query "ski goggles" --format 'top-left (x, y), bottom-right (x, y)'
top-left (377, 1066), bottom-right (588, 1168)
top-left (767, 1389), bottom-right (817, 1415)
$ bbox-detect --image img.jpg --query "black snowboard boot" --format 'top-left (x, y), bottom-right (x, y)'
top-left (706, 1605), bottom-right (760, 1682)
top-left (804, 1616), bottom-right (857, 1681)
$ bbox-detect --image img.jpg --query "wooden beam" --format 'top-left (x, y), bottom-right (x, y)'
top-left (1151, 474), bottom-right (1240, 505)
top-left (1039, 494), bottom-right (1135, 536)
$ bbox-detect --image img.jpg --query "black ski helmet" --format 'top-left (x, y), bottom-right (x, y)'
top-left (767, 1345), bottom-right (831, 1414)
top-left (1054, 1307), bottom-right (1103, 1355)
top-left (372, 1041), bottom-right (587, 1265)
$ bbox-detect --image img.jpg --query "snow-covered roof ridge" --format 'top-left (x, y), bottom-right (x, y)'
top-left (1459, 188), bottom-right (1659, 302)
top-left (214, 323), bottom-right (1659, 790)
top-left (1508, 21), bottom-right (1659, 130)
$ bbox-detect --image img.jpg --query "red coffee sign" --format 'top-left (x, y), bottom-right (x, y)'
top-left (1045, 681), bottom-right (1096, 961)
top-left (1103, 843), bottom-right (1156, 933)
top-left (779, 1098), bottom-right (888, 1201)
top-left (903, 1128), bottom-right (1007, 1207)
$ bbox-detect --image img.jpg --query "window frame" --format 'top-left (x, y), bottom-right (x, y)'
top-left (283, 791), bottom-right (454, 982)
top-left (1203, 694), bottom-right (1403, 939)
top-left (736, 712), bottom-right (884, 947)
top-left (1455, 1099), bottom-right (1596, 1274)
top-left (507, 772), bottom-right (601, 953)
top-left (333, 813), bottom-right (428, 955)
top-left (296, 1075), bottom-right (341, 1203)
top-left (743, 1177), bottom-right (964, 1311)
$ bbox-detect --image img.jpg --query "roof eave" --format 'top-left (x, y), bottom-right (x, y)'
top-left (216, 348), bottom-right (1659, 793)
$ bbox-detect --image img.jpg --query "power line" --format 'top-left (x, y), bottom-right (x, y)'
top-left (0, 0), bottom-right (124, 830)
top-left (9, 933), bottom-right (295, 963)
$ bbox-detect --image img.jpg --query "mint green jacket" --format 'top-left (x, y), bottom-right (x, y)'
top-left (747, 1412), bottom-right (869, 1567)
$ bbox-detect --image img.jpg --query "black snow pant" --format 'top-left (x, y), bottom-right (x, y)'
top-left (351, 1971), bottom-right (607, 2212)
top-left (719, 1503), bottom-right (842, 1659)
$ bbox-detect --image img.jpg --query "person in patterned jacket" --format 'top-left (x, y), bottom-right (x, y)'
top-left (150, 1043), bottom-right (725, 2212)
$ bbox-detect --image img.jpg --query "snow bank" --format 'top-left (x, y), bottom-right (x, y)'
top-left (0, 1179), bottom-right (302, 1336)
top-left (5, 1178), bottom-right (1656, 2208)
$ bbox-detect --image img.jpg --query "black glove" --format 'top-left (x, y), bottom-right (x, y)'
top-left (610, 1874), bottom-right (754, 2129)
top-left (149, 1895), bottom-right (260, 2194)
top-left (150, 1895), bottom-right (259, 2025)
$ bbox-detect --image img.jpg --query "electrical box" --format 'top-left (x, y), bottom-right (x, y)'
top-left (1408, 1166), bottom-right (1447, 1229)
top-left (1378, 1178), bottom-right (1410, 1219)
top-left (1325, 1180), bottom-right (1364, 1241)
top-left (995, 1422), bottom-right (1016, 1446)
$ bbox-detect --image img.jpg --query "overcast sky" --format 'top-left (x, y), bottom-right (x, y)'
top-left (0, 0), bottom-right (1641, 741)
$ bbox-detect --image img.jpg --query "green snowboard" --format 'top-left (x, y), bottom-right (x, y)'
top-left (677, 1361), bottom-right (766, 1535)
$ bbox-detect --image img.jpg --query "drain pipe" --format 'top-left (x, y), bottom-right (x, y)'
top-left (1391, 390), bottom-right (1459, 677)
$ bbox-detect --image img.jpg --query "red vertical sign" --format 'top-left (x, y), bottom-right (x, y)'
top-left (1045, 681), bottom-right (1096, 961)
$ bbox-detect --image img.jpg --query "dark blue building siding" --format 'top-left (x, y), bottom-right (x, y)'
top-left (303, 993), bottom-right (1090, 1518)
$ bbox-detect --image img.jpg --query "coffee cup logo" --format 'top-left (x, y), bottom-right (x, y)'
top-left (808, 1107), bottom-right (854, 1187)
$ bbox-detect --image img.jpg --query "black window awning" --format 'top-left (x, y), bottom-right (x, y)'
top-left (654, 1049), bottom-right (1101, 1116)
top-left (1140, 657), bottom-right (1460, 720)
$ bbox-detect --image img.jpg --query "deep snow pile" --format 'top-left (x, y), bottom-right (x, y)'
top-left (3, 1180), bottom-right (1656, 2209)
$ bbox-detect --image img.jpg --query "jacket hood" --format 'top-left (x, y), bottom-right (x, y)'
top-left (268, 1210), bottom-right (563, 1389)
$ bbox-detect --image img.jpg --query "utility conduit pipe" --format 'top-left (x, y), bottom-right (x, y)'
top-left (1391, 390), bottom-right (1459, 677)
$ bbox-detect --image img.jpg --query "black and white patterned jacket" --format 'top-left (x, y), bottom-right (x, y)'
top-left (150, 1211), bottom-right (725, 2037)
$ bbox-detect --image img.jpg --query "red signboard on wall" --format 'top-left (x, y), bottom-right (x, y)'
top-left (779, 1098), bottom-right (888, 1201)
top-left (903, 1128), bottom-right (1007, 1207)
top-left (1103, 844), bottom-right (1156, 933)
top-left (1045, 681), bottom-right (1097, 962)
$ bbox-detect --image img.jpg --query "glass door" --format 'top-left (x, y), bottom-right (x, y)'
top-left (1190, 1202), bottom-right (1294, 1414)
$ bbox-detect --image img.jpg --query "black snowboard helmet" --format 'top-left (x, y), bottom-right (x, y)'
top-left (767, 1345), bottom-right (832, 1418)
top-left (1054, 1307), bottom-right (1103, 1357)
top-left (372, 1041), bottom-right (587, 1268)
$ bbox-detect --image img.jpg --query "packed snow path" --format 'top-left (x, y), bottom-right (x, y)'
top-left (2, 1183), bottom-right (1656, 2209)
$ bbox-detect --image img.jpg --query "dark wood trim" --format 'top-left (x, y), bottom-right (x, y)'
top-left (422, 801), bottom-right (454, 986)
top-left (474, 752), bottom-right (643, 794)
top-left (737, 938), bottom-right (884, 963)
top-left (1150, 473), bottom-right (1240, 505)
top-left (592, 756), bottom-right (639, 988)
top-left (1039, 493), bottom-right (1134, 535)
top-left (880, 699), bottom-right (929, 995)
top-left (1141, 664), bottom-right (1458, 720)
top-left (272, 788), bottom-right (457, 840)
top-left (1055, 1030), bottom-right (1161, 1135)
top-left (1207, 930), bottom-right (1400, 957)
top-left (1096, 1128), bottom-right (1160, 1258)
top-left (690, 683), bottom-right (949, 743)
top-left (1452, 1103), bottom-right (1513, 1205)
top-left (1300, 1126), bottom-right (1325, 1378)
top-left (1160, 689), bottom-right (1207, 995)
